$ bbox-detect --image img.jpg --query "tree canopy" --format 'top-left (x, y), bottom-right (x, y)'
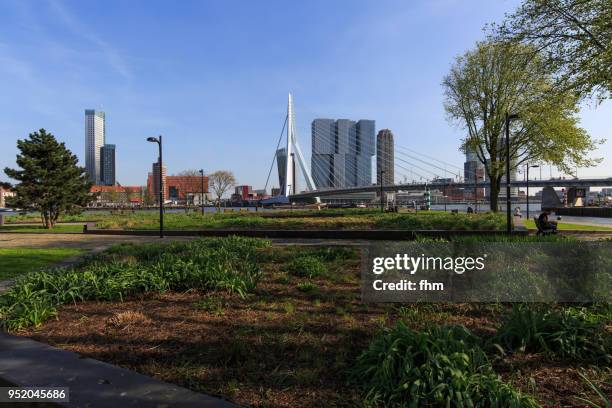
top-left (491, 0), bottom-right (611, 101)
top-left (443, 41), bottom-right (601, 211)
top-left (208, 170), bottom-right (236, 210)
top-left (4, 129), bottom-right (92, 228)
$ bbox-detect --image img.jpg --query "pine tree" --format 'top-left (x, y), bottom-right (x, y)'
top-left (4, 129), bottom-right (93, 228)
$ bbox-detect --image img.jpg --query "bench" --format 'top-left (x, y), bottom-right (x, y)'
top-left (534, 216), bottom-right (556, 236)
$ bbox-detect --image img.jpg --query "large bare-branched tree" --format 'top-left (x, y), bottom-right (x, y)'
top-left (443, 41), bottom-right (601, 211)
top-left (209, 170), bottom-right (236, 211)
top-left (491, 0), bottom-right (611, 101)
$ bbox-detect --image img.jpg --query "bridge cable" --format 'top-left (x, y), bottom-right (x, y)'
top-left (263, 114), bottom-right (288, 194)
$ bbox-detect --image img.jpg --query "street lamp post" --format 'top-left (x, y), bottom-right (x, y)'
top-left (526, 164), bottom-right (539, 219)
top-left (147, 135), bottom-right (163, 238)
top-left (380, 169), bottom-right (385, 213)
top-left (505, 113), bottom-right (519, 234)
top-left (199, 169), bottom-right (205, 215)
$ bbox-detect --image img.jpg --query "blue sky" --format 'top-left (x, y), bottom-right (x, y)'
top-left (1, 0), bottom-right (610, 190)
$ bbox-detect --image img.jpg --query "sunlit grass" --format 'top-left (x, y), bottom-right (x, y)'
top-left (0, 248), bottom-right (85, 281)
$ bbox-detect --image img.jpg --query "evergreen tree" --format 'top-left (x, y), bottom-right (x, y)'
top-left (4, 129), bottom-right (92, 228)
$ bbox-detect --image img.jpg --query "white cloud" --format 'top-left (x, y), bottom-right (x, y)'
top-left (47, 0), bottom-right (131, 78)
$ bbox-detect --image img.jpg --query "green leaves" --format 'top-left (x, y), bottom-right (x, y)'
top-left (493, 304), bottom-right (611, 362)
top-left (0, 237), bottom-right (270, 331)
top-left (4, 129), bottom-right (92, 228)
top-left (443, 40), bottom-right (600, 211)
top-left (284, 255), bottom-right (327, 279)
top-left (351, 323), bottom-right (538, 407)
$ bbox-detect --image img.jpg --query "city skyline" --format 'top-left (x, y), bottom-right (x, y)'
top-left (0, 0), bottom-right (610, 189)
top-left (312, 118), bottom-right (375, 189)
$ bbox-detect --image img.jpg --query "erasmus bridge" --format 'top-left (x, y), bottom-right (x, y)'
top-left (263, 94), bottom-right (612, 203)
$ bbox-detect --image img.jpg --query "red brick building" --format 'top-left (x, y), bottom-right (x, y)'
top-left (90, 185), bottom-right (143, 206)
top-left (146, 174), bottom-right (209, 204)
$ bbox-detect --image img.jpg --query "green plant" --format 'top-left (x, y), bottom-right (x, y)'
top-left (351, 322), bottom-right (537, 407)
top-left (493, 304), bottom-right (611, 362)
top-left (284, 256), bottom-right (326, 278)
top-left (296, 282), bottom-right (318, 293)
top-left (574, 371), bottom-right (611, 408)
top-left (0, 237), bottom-right (270, 330)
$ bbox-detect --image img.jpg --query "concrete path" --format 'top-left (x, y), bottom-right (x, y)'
top-left (0, 333), bottom-right (238, 408)
top-left (0, 233), bottom-right (195, 250)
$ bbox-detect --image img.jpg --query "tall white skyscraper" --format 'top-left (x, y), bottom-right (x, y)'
top-left (85, 109), bottom-right (105, 184)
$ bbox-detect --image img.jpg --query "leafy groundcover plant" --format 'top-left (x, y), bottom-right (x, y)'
top-left (284, 255), bottom-right (327, 278)
top-left (0, 237), bottom-right (270, 331)
top-left (493, 304), bottom-right (611, 363)
top-left (351, 322), bottom-right (538, 407)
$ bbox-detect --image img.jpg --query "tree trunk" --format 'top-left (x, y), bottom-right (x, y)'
top-left (42, 211), bottom-right (52, 229)
top-left (489, 180), bottom-right (501, 212)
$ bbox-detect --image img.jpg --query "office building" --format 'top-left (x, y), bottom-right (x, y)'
top-left (376, 129), bottom-right (394, 186)
top-left (276, 148), bottom-right (287, 191)
top-left (311, 118), bottom-right (375, 189)
top-left (464, 145), bottom-right (486, 200)
top-left (85, 110), bottom-right (105, 184)
top-left (150, 162), bottom-right (167, 203)
top-left (100, 144), bottom-right (116, 186)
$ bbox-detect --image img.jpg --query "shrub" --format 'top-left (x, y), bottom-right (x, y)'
top-left (351, 322), bottom-right (537, 407)
top-left (284, 256), bottom-right (327, 278)
top-left (297, 282), bottom-right (318, 293)
top-left (0, 237), bottom-right (270, 331)
top-left (493, 304), bottom-right (611, 362)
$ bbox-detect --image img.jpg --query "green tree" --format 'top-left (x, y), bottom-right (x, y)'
top-left (491, 0), bottom-right (611, 101)
top-left (443, 42), bottom-right (601, 211)
top-left (4, 129), bottom-right (92, 228)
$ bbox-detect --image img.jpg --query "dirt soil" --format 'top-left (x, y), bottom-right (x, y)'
top-left (18, 247), bottom-right (611, 408)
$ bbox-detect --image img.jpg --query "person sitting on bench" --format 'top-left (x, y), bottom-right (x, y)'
top-left (537, 210), bottom-right (557, 232)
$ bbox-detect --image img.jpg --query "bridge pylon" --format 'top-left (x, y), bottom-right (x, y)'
top-left (281, 93), bottom-right (318, 202)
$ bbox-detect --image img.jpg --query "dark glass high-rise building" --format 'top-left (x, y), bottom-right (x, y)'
top-left (376, 129), bottom-right (394, 186)
top-left (85, 109), bottom-right (105, 184)
top-left (100, 144), bottom-right (116, 186)
top-left (311, 119), bottom-right (375, 188)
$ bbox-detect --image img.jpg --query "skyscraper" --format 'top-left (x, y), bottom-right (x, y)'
top-left (376, 129), bottom-right (394, 186)
top-left (276, 148), bottom-right (287, 192)
top-left (464, 145), bottom-right (485, 199)
top-left (151, 162), bottom-right (167, 204)
top-left (311, 119), bottom-right (375, 188)
top-left (100, 144), bottom-right (116, 186)
top-left (85, 110), bottom-right (105, 184)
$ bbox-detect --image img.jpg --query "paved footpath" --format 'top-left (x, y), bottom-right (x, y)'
top-left (0, 333), bottom-right (238, 408)
top-left (0, 233), bottom-right (195, 250)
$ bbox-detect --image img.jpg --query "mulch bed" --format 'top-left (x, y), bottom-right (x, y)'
top-left (18, 247), bottom-right (610, 407)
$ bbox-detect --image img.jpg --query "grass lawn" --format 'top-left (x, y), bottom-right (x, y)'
top-left (93, 210), bottom-right (506, 231)
top-left (6, 238), bottom-right (609, 407)
top-left (0, 224), bottom-right (84, 233)
top-left (523, 219), bottom-right (612, 231)
top-left (0, 248), bottom-right (85, 280)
